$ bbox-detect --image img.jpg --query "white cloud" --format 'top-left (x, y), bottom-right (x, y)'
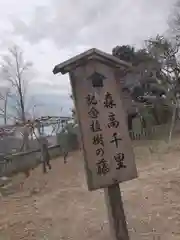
top-left (11, 0), bottom-right (176, 49)
top-left (0, 0), bottom-right (176, 116)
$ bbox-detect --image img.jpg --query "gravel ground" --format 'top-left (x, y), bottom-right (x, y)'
top-left (0, 139), bottom-right (180, 239)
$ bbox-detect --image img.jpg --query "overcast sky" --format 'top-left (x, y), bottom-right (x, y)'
top-left (0, 0), bottom-right (176, 117)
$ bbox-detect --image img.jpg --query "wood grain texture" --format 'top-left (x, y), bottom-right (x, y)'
top-left (69, 60), bottom-right (137, 190)
top-left (104, 184), bottom-right (130, 240)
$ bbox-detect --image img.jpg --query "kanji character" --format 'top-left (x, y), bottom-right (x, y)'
top-left (96, 148), bottom-right (104, 157)
top-left (104, 92), bottom-right (116, 108)
top-left (93, 134), bottom-right (104, 146)
top-left (90, 120), bottom-right (102, 132)
top-left (110, 132), bottom-right (122, 148)
top-left (114, 153), bottom-right (126, 169)
top-left (88, 107), bottom-right (99, 118)
top-left (96, 159), bottom-right (110, 175)
top-left (107, 112), bottom-right (119, 128)
top-left (86, 94), bottom-right (97, 106)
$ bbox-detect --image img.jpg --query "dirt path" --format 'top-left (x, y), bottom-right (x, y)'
top-left (0, 141), bottom-right (180, 239)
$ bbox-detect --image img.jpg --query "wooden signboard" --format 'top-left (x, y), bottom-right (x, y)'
top-left (53, 48), bottom-right (138, 240)
top-left (53, 48), bottom-right (137, 191)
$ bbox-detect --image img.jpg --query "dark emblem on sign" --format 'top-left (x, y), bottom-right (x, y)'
top-left (87, 72), bottom-right (106, 88)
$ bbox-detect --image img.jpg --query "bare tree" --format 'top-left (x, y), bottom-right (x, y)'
top-left (146, 35), bottom-right (180, 142)
top-left (168, 0), bottom-right (180, 43)
top-left (0, 88), bottom-right (11, 125)
top-left (1, 45), bottom-right (33, 150)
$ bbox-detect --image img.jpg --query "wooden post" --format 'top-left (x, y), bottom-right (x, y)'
top-left (39, 137), bottom-right (47, 173)
top-left (53, 48), bottom-right (137, 240)
top-left (104, 184), bottom-right (129, 240)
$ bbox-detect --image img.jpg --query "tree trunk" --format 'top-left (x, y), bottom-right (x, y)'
top-left (152, 106), bottom-right (160, 125)
top-left (127, 115), bottom-right (132, 131)
top-left (24, 130), bottom-right (29, 151)
top-left (168, 103), bottom-right (177, 143)
top-left (19, 88), bottom-right (29, 151)
top-left (3, 95), bottom-right (7, 125)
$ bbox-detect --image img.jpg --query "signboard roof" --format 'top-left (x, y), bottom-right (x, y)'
top-left (53, 48), bottom-right (132, 75)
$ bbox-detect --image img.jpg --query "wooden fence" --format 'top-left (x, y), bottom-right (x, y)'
top-left (129, 124), bottom-right (171, 140)
top-left (0, 144), bottom-right (64, 178)
top-left (0, 131), bottom-right (80, 178)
